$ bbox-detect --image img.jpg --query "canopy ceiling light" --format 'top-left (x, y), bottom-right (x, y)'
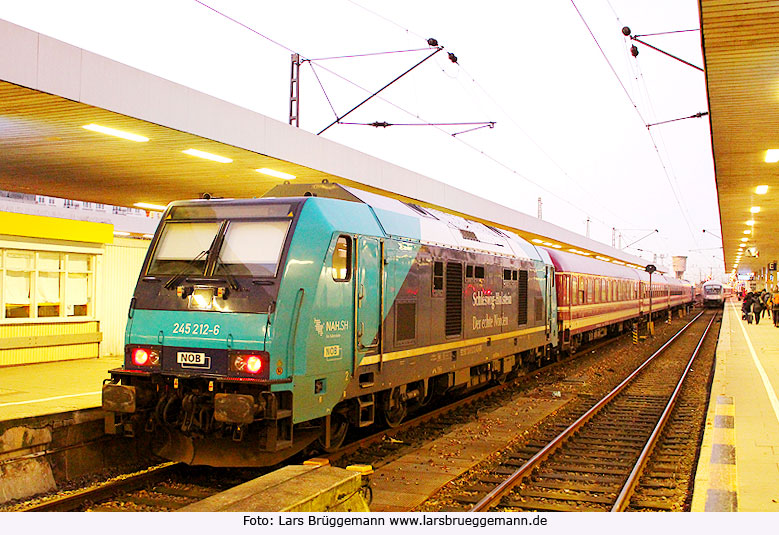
top-left (183, 149), bottom-right (233, 163)
top-left (134, 202), bottom-right (167, 211)
top-left (256, 168), bottom-right (296, 180)
top-left (82, 123), bottom-right (149, 142)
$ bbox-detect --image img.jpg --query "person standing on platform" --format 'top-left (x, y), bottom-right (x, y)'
top-left (742, 293), bottom-right (753, 321)
top-left (762, 290), bottom-right (772, 320)
top-left (752, 296), bottom-right (763, 325)
top-left (772, 295), bottom-right (779, 327)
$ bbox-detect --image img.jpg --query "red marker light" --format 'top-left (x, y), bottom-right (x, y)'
top-left (246, 355), bottom-right (263, 374)
top-left (132, 348), bottom-right (149, 366)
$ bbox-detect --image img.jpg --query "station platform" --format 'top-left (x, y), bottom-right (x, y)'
top-left (692, 298), bottom-right (779, 511)
top-left (0, 355), bottom-right (122, 423)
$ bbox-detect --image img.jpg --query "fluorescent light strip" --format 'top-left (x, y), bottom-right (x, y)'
top-left (113, 231), bottom-right (130, 236)
top-left (756, 185), bottom-right (768, 194)
top-left (750, 206), bottom-right (761, 213)
top-left (765, 150), bottom-right (779, 163)
top-left (134, 202), bottom-right (167, 211)
top-left (256, 168), bottom-right (296, 180)
top-left (83, 124), bottom-right (148, 142)
top-left (183, 149), bottom-right (233, 163)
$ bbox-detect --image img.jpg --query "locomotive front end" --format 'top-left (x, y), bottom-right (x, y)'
top-left (102, 199), bottom-right (309, 466)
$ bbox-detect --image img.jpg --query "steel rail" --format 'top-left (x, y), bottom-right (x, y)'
top-left (321, 335), bottom-right (623, 463)
top-left (470, 309), bottom-right (706, 511)
top-left (21, 462), bottom-right (182, 512)
top-left (611, 312), bottom-right (717, 511)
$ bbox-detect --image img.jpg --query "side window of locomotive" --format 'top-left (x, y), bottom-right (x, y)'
top-left (474, 265), bottom-right (485, 279)
top-left (432, 261), bottom-right (444, 296)
top-left (332, 236), bottom-right (352, 281)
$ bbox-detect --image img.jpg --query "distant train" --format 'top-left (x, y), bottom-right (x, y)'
top-left (102, 182), bottom-right (693, 467)
top-left (701, 281), bottom-right (726, 308)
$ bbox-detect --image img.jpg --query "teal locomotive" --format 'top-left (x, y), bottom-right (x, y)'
top-left (102, 182), bottom-right (604, 466)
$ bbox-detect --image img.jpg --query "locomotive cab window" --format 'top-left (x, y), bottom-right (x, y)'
top-left (332, 236), bottom-right (352, 281)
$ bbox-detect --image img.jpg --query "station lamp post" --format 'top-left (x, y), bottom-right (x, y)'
top-left (645, 264), bottom-right (656, 335)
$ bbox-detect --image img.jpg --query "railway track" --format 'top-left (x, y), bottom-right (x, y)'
top-left (449, 309), bottom-right (718, 512)
top-left (18, 463), bottom-right (271, 512)
top-left (17, 316), bottom-right (693, 512)
top-left (18, 333), bottom-right (622, 512)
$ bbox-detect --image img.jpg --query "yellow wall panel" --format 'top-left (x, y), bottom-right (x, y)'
top-left (0, 321), bottom-right (99, 367)
top-left (0, 212), bottom-right (113, 244)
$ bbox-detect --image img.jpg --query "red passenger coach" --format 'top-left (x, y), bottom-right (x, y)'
top-left (544, 249), bottom-right (692, 353)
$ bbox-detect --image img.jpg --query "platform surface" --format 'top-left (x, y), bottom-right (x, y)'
top-left (0, 356), bottom-right (122, 423)
top-left (692, 299), bottom-right (779, 511)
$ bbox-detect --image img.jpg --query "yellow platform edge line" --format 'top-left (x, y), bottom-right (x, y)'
top-left (691, 303), bottom-right (739, 511)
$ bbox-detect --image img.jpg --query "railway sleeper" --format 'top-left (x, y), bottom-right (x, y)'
top-left (518, 488), bottom-right (615, 505)
top-left (532, 480), bottom-right (619, 494)
top-left (500, 498), bottom-right (605, 513)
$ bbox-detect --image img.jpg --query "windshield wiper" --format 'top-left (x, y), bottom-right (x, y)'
top-left (164, 249), bottom-right (209, 290)
top-left (214, 256), bottom-right (242, 292)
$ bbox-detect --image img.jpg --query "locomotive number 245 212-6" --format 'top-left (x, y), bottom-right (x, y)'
top-left (172, 322), bottom-right (221, 336)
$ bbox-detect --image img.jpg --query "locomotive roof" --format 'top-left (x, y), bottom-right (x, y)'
top-left (262, 183), bottom-right (544, 262)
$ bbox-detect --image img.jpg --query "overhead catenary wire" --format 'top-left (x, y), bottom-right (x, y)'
top-left (570, 0), bottom-right (699, 245)
top-left (456, 64), bottom-right (638, 231)
top-left (306, 48), bottom-right (432, 61)
top-left (344, 1), bottom-right (641, 232)
top-left (193, 0), bottom-right (656, 249)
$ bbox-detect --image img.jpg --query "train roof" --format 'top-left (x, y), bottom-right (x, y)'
top-left (543, 248), bottom-right (640, 280)
top-left (545, 248), bottom-right (691, 287)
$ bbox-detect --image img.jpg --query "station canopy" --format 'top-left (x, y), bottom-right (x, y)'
top-left (700, 0), bottom-right (779, 279)
top-left (0, 18), bottom-right (656, 270)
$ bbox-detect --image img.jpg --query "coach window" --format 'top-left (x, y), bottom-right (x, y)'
top-left (571, 276), bottom-right (578, 305)
top-left (332, 236), bottom-right (351, 281)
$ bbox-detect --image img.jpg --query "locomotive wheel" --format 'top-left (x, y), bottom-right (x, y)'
top-left (381, 387), bottom-right (407, 428)
top-left (317, 412), bottom-right (349, 452)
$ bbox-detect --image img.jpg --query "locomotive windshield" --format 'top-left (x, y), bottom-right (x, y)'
top-left (146, 203), bottom-right (295, 278)
top-left (147, 221), bottom-right (221, 275)
top-left (214, 220), bottom-right (290, 277)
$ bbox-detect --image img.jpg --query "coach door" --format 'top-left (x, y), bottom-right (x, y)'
top-left (546, 266), bottom-right (557, 345)
top-left (354, 237), bottom-right (384, 371)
